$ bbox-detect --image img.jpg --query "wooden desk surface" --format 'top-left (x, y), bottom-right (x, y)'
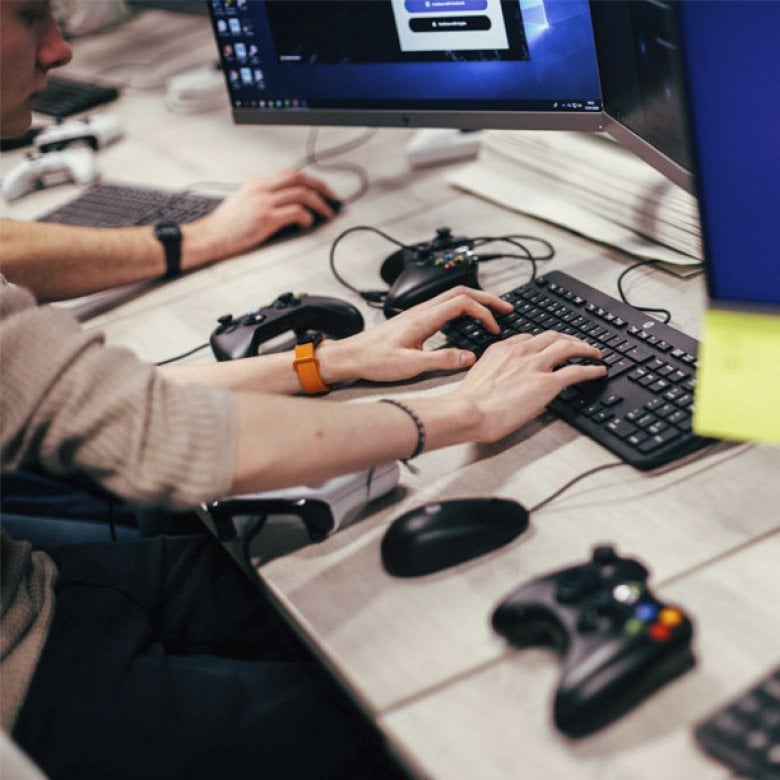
top-left (3, 11), bottom-right (779, 778)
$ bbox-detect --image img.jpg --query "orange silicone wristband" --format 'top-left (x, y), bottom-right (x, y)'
top-left (293, 339), bottom-right (329, 395)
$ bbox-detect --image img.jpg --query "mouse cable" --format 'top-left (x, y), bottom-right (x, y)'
top-left (155, 342), bottom-right (209, 366)
top-left (178, 128), bottom-right (379, 205)
top-left (529, 437), bottom-right (750, 516)
top-left (294, 127), bottom-right (379, 206)
top-left (616, 258), bottom-right (704, 326)
top-left (528, 461), bottom-right (626, 514)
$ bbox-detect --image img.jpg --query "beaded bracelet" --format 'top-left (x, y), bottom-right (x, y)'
top-left (379, 398), bottom-right (426, 461)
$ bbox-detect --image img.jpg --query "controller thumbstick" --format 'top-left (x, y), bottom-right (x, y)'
top-left (593, 545), bottom-right (617, 564)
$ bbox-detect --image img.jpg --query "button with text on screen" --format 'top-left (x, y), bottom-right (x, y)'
top-left (410, 15), bottom-right (491, 32)
top-left (405, 0), bottom-right (488, 12)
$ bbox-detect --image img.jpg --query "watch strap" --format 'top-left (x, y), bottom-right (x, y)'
top-left (293, 336), bottom-right (329, 395)
top-left (154, 222), bottom-right (182, 279)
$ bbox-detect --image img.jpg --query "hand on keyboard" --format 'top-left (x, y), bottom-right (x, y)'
top-left (451, 329), bottom-right (607, 444)
top-left (443, 272), bottom-right (713, 469)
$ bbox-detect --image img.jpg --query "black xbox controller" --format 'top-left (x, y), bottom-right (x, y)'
top-left (380, 227), bottom-right (479, 317)
top-left (491, 545), bottom-right (694, 737)
top-left (210, 292), bottom-right (364, 361)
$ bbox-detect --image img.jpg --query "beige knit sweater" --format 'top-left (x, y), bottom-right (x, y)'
top-left (0, 277), bottom-right (237, 731)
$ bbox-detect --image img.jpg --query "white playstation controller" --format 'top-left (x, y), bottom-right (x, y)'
top-left (1, 148), bottom-right (97, 201)
top-left (206, 462), bottom-right (402, 542)
top-left (35, 113), bottom-right (125, 152)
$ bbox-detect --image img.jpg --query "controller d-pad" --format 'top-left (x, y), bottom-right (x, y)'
top-left (576, 607), bottom-right (602, 633)
top-left (555, 564), bottom-right (601, 604)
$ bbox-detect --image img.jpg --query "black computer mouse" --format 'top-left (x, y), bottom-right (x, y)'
top-left (269, 195), bottom-right (343, 241)
top-left (381, 498), bottom-right (529, 577)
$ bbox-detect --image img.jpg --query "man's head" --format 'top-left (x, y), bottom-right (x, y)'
top-left (0, 1), bottom-right (72, 138)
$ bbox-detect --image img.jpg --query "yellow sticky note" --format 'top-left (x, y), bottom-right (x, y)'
top-left (694, 308), bottom-right (780, 444)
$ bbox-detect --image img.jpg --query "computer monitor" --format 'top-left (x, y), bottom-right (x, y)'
top-left (590, 0), bottom-right (693, 193)
top-left (208, 0), bottom-right (694, 191)
top-left (208, 0), bottom-right (603, 131)
top-left (677, 0), bottom-right (780, 311)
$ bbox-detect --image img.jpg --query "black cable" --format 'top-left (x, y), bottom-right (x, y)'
top-left (328, 227), bottom-right (557, 305)
top-left (471, 235), bottom-right (555, 282)
top-left (328, 225), bottom-right (409, 306)
top-left (615, 259), bottom-right (704, 325)
top-left (472, 234), bottom-right (556, 261)
top-left (529, 462), bottom-right (625, 513)
top-left (529, 437), bottom-right (748, 516)
top-left (155, 342), bottom-right (209, 366)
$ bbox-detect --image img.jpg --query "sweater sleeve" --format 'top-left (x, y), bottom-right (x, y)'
top-left (0, 279), bottom-right (237, 510)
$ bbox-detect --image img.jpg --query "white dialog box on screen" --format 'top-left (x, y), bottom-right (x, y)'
top-left (391, 0), bottom-right (510, 53)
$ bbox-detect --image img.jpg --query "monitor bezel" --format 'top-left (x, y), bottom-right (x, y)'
top-left (232, 106), bottom-right (605, 132)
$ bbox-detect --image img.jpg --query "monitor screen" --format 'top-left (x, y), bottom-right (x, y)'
top-left (208, 0), bottom-right (603, 130)
top-left (590, 0), bottom-right (692, 193)
top-left (677, 0), bottom-right (780, 310)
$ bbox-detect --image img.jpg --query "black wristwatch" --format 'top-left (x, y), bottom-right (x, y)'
top-left (154, 222), bottom-right (182, 279)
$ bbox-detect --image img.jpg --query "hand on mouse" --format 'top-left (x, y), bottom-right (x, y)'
top-left (446, 330), bottom-right (607, 443)
top-left (183, 169), bottom-right (339, 264)
top-left (316, 285), bottom-right (514, 385)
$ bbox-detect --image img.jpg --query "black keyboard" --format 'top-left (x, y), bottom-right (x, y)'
top-left (39, 182), bottom-right (223, 228)
top-left (33, 76), bottom-right (119, 118)
top-left (695, 667), bottom-right (780, 777)
top-left (442, 271), bottom-right (712, 470)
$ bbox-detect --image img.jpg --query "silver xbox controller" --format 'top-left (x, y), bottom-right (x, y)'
top-left (2, 148), bottom-right (97, 201)
top-left (206, 462), bottom-right (402, 542)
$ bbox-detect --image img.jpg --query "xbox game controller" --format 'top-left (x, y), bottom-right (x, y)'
top-left (491, 545), bottom-right (695, 737)
top-left (2, 148), bottom-right (97, 201)
top-left (210, 291), bottom-right (365, 361)
top-left (380, 227), bottom-right (479, 317)
top-left (35, 113), bottom-right (125, 152)
top-left (206, 461), bottom-right (401, 542)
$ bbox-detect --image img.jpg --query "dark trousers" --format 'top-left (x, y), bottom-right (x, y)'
top-left (12, 533), bottom-right (398, 779)
top-left (1, 467), bottom-right (205, 550)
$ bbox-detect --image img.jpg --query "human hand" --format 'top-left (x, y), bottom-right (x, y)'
top-left (447, 330), bottom-right (607, 442)
top-left (183, 169), bottom-right (338, 266)
top-left (318, 285), bottom-right (514, 385)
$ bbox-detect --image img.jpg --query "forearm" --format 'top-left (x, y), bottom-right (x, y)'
top-left (0, 218), bottom-right (216, 301)
top-left (229, 392), bottom-right (481, 493)
top-left (159, 338), bottom-right (370, 395)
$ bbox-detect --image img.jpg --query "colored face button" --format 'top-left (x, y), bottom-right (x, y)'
top-left (658, 606), bottom-right (685, 627)
top-left (634, 602), bottom-right (659, 622)
top-left (624, 618), bottom-right (645, 636)
top-left (648, 622), bottom-right (672, 642)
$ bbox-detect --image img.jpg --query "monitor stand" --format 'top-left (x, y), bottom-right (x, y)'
top-left (405, 129), bottom-right (483, 168)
